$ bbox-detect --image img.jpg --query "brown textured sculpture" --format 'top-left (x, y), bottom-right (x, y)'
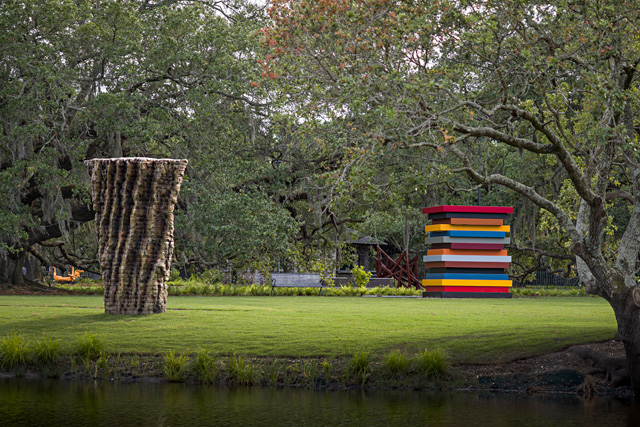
top-left (85, 157), bottom-right (188, 314)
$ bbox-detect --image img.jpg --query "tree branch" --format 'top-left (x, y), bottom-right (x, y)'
top-left (498, 103), bottom-right (599, 206)
top-left (606, 189), bottom-right (634, 203)
top-left (447, 144), bottom-right (580, 240)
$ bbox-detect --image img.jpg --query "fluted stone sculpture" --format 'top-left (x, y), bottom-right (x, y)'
top-left (85, 157), bottom-right (188, 314)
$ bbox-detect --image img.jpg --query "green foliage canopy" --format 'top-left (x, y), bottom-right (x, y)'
top-left (262, 0), bottom-right (640, 390)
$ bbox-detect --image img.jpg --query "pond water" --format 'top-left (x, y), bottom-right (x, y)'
top-left (0, 378), bottom-right (637, 426)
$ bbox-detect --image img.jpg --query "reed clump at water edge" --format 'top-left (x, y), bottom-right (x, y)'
top-left (0, 331), bottom-right (454, 390)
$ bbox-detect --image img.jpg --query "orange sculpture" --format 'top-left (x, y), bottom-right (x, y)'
top-left (53, 267), bottom-right (83, 283)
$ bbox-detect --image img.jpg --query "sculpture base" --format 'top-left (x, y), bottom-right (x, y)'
top-left (422, 291), bottom-right (512, 299)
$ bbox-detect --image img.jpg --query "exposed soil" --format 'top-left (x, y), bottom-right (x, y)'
top-left (456, 340), bottom-right (633, 397)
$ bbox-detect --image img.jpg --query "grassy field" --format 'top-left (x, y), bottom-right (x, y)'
top-left (0, 295), bottom-right (617, 364)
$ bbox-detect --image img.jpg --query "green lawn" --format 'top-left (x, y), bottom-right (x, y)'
top-left (0, 295), bottom-right (617, 364)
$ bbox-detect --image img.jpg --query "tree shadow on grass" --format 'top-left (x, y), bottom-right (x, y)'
top-left (0, 310), bottom-right (162, 339)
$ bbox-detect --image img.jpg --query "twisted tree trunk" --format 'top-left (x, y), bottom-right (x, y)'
top-left (0, 252), bottom-right (25, 288)
top-left (86, 158), bottom-right (187, 314)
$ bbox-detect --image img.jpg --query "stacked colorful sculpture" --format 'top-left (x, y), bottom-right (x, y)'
top-left (422, 205), bottom-right (513, 298)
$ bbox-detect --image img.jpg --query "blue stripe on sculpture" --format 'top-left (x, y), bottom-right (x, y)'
top-left (425, 236), bottom-right (511, 245)
top-left (424, 273), bottom-right (510, 280)
top-left (429, 230), bottom-right (507, 238)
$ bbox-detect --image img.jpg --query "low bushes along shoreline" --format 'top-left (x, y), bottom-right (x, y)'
top-left (0, 331), bottom-right (451, 390)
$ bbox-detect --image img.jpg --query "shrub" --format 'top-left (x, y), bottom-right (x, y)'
top-left (169, 268), bottom-right (181, 282)
top-left (221, 285), bottom-right (239, 296)
top-left (384, 349), bottom-right (411, 377)
top-left (199, 268), bottom-right (224, 285)
top-left (305, 287), bottom-right (320, 296)
top-left (190, 349), bottom-right (218, 384)
top-left (163, 351), bottom-right (189, 382)
top-left (164, 282), bottom-right (428, 297)
top-left (511, 287), bottom-right (586, 298)
top-left (0, 331), bottom-right (30, 370)
top-left (32, 336), bottom-right (62, 366)
top-left (75, 332), bottom-right (104, 360)
top-left (379, 286), bottom-right (394, 295)
top-left (168, 285), bottom-right (183, 295)
top-left (55, 285), bottom-right (104, 294)
top-left (340, 285), bottom-right (359, 297)
top-left (415, 349), bottom-right (448, 379)
top-left (351, 265), bottom-right (372, 288)
top-left (394, 287), bottom-right (420, 296)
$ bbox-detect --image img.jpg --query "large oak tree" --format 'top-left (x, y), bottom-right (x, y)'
top-left (0, 0), bottom-right (283, 285)
top-left (0, 0), bottom-right (386, 286)
top-left (263, 0), bottom-right (640, 392)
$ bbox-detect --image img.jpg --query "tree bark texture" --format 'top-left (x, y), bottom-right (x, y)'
top-left (0, 253), bottom-right (23, 288)
top-left (606, 291), bottom-right (640, 394)
top-left (85, 158), bottom-right (187, 314)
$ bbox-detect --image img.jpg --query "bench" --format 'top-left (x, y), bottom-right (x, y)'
top-left (271, 273), bottom-right (325, 295)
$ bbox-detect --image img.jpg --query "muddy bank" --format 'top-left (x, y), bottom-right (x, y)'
top-left (0, 341), bottom-right (633, 398)
top-left (457, 340), bottom-right (633, 398)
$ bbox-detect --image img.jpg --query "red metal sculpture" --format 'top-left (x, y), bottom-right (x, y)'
top-left (375, 246), bottom-right (421, 289)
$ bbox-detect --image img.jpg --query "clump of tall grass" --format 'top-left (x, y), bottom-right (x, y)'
top-left (94, 352), bottom-right (112, 379)
top-left (415, 349), bottom-right (448, 379)
top-left (321, 359), bottom-right (333, 383)
top-left (227, 353), bottom-right (262, 386)
top-left (383, 349), bottom-right (411, 377)
top-left (75, 332), bottom-right (104, 359)
top-left (348, 349), bottom-right (371, 386)
top-left (32, 336), bottom-right (62, 366)
top-left (163, 351), bottom-right (189, 382)
top-left (291, 359), bottom-right (319, 386)
top-left (265, 358), bottom-right (284, 385)
top-left (0, 331), bottom-right (30, 370)
top-left (190, 349), bottom-right (218, 384)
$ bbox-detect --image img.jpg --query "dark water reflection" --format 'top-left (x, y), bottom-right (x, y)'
top-left (0, 378), bottom-right (637, 426)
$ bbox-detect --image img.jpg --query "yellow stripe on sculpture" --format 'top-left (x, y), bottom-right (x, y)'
top-left (424, 224), bottom-right (511, 232)
top-left (421, 279), bottom-right (513, 287)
